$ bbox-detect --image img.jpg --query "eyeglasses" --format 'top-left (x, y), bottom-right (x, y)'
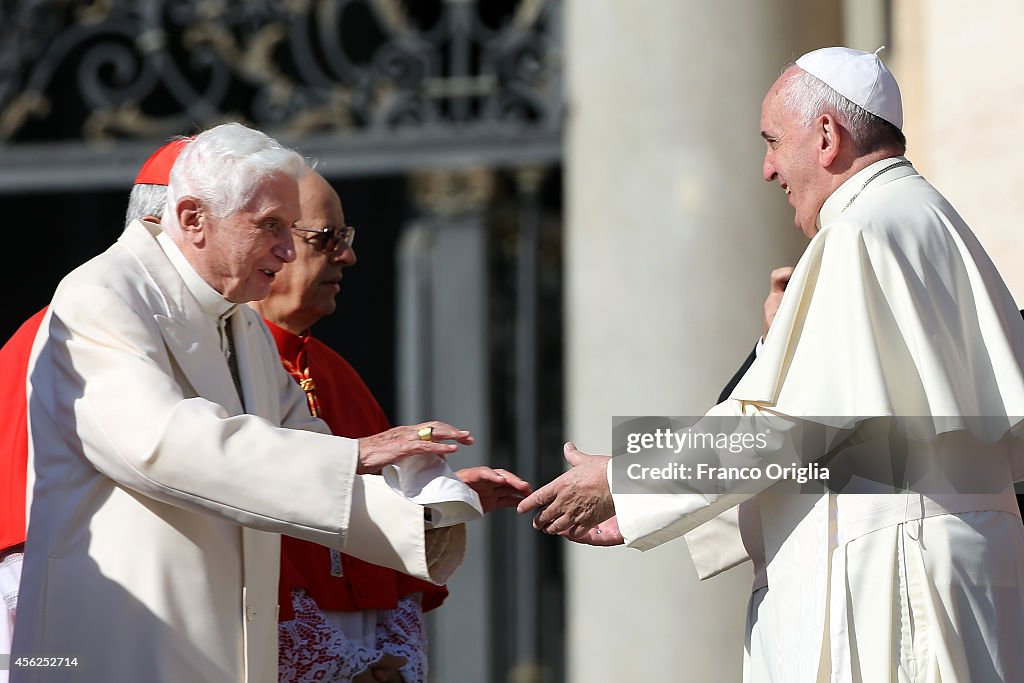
top-left (291, 225), bottom-right (356, 253)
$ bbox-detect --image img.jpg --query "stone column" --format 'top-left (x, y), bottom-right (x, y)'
top-left (891, 0), bottom-right (1024, 304)
top-left (563, 1), bottom-right (838, 680)
top-left (397, 167), bottom-right (495, 683)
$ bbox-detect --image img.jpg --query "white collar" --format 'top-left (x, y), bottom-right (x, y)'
top-left (817, 156), bottom-right (915, 229)
top-left (156, 230), bottom-right (236, 321)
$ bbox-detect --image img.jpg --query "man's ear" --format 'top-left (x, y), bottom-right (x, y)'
top-left (818, 113), bottom-right (841, 168)
top-left (176, 196), bottom-right (205, 243)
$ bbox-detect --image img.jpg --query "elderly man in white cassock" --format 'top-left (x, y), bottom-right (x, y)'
top-left (13, 123), bottom-right (472, 683)
top-left (519, 47), bottom-right (1024, 682)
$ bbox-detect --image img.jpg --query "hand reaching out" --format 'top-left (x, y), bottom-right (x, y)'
top-left (516, 442), bottom-right (614, 538)
top-left (456, 466), bottom-right (532, 512)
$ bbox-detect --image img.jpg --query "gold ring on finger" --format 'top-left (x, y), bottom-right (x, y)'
top-left (417, 426), bottom-right (434, 441)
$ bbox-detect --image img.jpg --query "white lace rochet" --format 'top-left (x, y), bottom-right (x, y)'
top-left (278, 589), bottom-right (428, 683)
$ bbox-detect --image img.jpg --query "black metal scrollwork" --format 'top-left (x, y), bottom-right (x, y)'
top-left (0, 0), bottom-right (563, 144)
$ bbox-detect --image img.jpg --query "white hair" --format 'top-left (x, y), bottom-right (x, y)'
top-left (782, 67), bottom-right (906, 154)
top-left (124, 183), bottom-right (167, 226)
top-left (163, 122), bottom-right (308, 231)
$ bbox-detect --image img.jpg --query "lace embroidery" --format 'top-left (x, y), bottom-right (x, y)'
top-left (278, 590), bottom-right (429, 683)
top-left (378, 594), bottom-right (428, 683)
top-left (279, 589), bottom-right (378, 682)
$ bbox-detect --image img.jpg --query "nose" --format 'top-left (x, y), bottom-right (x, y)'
top-left (272, 230), bottom-right (296, 263)
top-left (762, 151), bottom-right (777, 183)
top-left (332, 244), bottom-right (357, 267)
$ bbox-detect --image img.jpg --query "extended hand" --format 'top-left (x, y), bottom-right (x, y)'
top-left (516, 442), bottom-right (614, 538)
top-left (456, 466), bottom-right (533, 512)
top-left (357, 421), bottom-right (474, 474)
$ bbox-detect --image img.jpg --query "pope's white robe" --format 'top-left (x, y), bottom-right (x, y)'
top-left (11, 220), bottom-right (464, 683)
top-left (613, 158), bottom-right (1024, 682)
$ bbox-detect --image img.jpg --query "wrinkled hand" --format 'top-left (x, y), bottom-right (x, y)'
top-left (352, 653), bottom-right (406, 683)
top-left (516, 442), bottom-right (614, 538)
top-left (762, 266), bottom-right (794, 340)
top-left (456, 466), bottom-right (533, 513)
top-left (357, 421), bottom-right (474, 474)
top-left (560, 515), bottom-right (624, 546)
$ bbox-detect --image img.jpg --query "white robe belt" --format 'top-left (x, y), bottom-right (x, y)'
top-left (833, 487), bottom-right (1021, 547)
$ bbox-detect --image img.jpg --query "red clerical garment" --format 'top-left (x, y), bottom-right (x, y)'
top-left (266, 320), bottom-right (448, 621)
top-left (0, 307), bottom-right (47, 552)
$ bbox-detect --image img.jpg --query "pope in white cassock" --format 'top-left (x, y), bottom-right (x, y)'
top-left (12, 124), bottom-right (474, 683)
top-left (519, 47), bottom-right (1024, 682)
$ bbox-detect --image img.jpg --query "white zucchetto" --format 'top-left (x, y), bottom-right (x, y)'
top-left (796, 46), bottom-right (903, 130)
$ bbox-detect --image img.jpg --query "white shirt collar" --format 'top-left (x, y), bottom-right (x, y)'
top-left (155, 230), bottom-right (236, 321)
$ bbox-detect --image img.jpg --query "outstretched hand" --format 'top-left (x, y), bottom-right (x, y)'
top-left (516, 442), bottom-right (614, 538)
top-left (456, 466), bottom-right (533, 512)
top-left (357, 421), bottom-right (474, 474)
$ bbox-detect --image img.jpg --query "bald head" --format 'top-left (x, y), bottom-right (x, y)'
top-left (298, 172), bottom-right (343, 227)
top-left (249, 171), bottom-right (357, 334)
